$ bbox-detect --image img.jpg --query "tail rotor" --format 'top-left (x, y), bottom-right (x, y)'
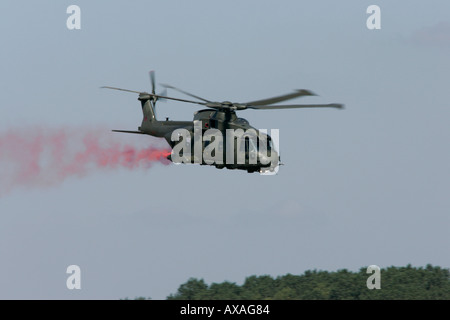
top-left (148, 70), bottom-right (167, 105)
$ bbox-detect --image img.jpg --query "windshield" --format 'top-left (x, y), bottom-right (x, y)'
top-left (239, 135), bottom-right (257, 153)
top-left (258, 136), bottom-right (272, 151)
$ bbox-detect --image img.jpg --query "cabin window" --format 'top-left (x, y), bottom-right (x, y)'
top-left (239, 136), bottom-right (257, 153)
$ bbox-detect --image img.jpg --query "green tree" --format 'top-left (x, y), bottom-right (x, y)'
top-left (208, 281), bottom-right (242, 299)
top-left (166, 265), bottom-right (450, 300)
top-left (167, 278), bottom-right (209, 300)
top-left (241, 275), bottom-right (276, 299)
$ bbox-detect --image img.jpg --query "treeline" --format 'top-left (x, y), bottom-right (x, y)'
top-left (167, 265), bottom-right (449, 300)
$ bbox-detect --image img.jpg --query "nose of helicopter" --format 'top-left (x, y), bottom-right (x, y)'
top-left (258, 150), bottom-right (280, 174)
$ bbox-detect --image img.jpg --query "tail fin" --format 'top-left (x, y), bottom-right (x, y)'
top-left (138, 93), bottom-right (157, 123)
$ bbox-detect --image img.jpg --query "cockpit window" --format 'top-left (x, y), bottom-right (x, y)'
top-left (239, 135), bottom-right (257, 153)
top-left (249, 139), bottom-right (257, 152)
top-left (258, 136), bottom-right (272, 150)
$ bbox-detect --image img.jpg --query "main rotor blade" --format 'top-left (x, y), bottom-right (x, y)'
top-left (100, 86), bottom-right (142, 94)
top-left (245, 89), bottom-right (316, 106)
top-left (102, 86), bottom-right (207, 106)
top-left (247, 103), bottom-right (344, 110)
top-left (153, 94), bottom-right (208, 106)
top-left (160, 83), bottom-right (211, 103)
top-left (149, 70), bottom-right (156, 94)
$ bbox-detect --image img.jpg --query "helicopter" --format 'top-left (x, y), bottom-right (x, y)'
top-left (102, 71), bottom-right (343, 174)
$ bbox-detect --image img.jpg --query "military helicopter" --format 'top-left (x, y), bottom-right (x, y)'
top-left (102, 71), bottom-right (343, 174)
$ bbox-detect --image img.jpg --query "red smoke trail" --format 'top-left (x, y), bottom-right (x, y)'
top-left (0, 127), bottom-right (171, 195)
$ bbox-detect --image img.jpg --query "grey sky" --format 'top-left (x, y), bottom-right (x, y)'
top-left (0, 0), bottom-right (449, 299)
